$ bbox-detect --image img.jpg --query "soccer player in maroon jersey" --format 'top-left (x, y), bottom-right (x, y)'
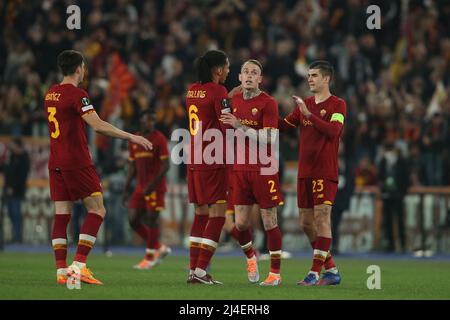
top-left (46, 50), bottom-right (152, 285)
top-left (279, 61), bottom-right (346, 286)
top-left (220, 59), bottom-right (284, 286)
top-left (185, 49), bottom-right (232, 284)
top-left (122, 110), bottom-right (170, 270)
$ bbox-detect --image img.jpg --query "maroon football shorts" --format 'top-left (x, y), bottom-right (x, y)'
top-left (144, 191), bottom-right (165, 212)
top-left (129, 185), bottom-right (165, 212)
top-left (128, 185), bottom-right (146, 210)
top-left (49, 165), bottom-right (102, 201)
top-left (232, 171), bottom-right (283, 209)
top-left (187, 168), bottom-right (227, 205)
top-left (297, 178), bottom-right (338, 208)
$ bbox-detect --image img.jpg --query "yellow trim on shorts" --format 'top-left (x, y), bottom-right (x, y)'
top-left (226, 209), bottom-right (235, 215)
top-left (90, 192), bottom-right (102, 197)
top-left (155, 207), bottom-right (164, 212)
top-left (160, 155), bottom-right (169, 160)
top-left (216, 200), bottom-right (227, 204)
top-left (323, 201), bottom-right (333, 205)
top-left (279, 201), bottom-right (285, 206)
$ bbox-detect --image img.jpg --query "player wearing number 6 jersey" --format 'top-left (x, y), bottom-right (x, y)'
top-left (45, 50), bottom-right (152, 285)
top-left (279, 61), bottom-right (346, 286)
top-left (185, 49), bottom-right (234, 285)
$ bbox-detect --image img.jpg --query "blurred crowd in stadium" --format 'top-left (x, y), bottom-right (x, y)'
top-left (1, 0), bottom-right (449, 250)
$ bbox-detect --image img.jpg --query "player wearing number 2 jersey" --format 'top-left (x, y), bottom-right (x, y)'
top-left (45, 50), bottom-right (152, 286)
top-left (220, 59), bottom-right (283, 286)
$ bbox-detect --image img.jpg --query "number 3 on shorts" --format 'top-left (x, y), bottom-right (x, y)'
top-left (312, 179), bottom-right (324, 193)
top-left (47, 107), bottom-right (60, 139)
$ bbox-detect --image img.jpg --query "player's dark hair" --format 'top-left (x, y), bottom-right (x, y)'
top-left (309, 60), bottom-right (334, 82)
top-left (242, 59), bottom-right (263, 73)
top-left (57, 50), bottom-right (84, 76)
top-left (194, 50), bottom-right (228, 84)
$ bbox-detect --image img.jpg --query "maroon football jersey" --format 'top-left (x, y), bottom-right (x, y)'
top-left (44, 83), bottom-right (95, 170)
top-left (185, 82), bottom-right (228, 170)
top-left (282, 95), bottom-right (346, 181)
top-left (128, 130), bottom-right (169, 192)
top-left (231, 91), bottom-right (278, 172)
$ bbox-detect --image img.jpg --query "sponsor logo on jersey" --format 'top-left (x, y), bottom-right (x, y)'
top-left (239, 119), bottom-right (258, 126)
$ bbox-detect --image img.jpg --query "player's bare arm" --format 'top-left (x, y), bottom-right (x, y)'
top-left (219, 112), bottom-right (278, 144)
top-left (82, 111), bottom-right (153, 150)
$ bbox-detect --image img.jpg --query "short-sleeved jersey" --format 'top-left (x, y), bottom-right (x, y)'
top-left (231, 92), bottom-right (279, 172)
top-left (185, 82), bottom-right (228, 171)
top-left (44, 84), bottom-right (95, 170)
top-left (283, 95), bottom-right (346, 181)
top-left (128, 130), bottom-right (169, 192)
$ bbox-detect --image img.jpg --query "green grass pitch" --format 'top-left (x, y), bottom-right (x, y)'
top-left (1, 252), bottom-right (449, 300)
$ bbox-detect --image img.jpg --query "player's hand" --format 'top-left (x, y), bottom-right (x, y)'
top-left (130, 134), bottom-right (153, 150)
top-left (228, 85), bottom-right (242, 98)
top-left (292, 95), bottom-right (312, 118)
top-left (220, 112), bottom-right (241, 128)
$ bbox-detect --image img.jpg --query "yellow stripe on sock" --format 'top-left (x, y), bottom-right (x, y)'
top-left (200, 243), bottom-right (216, 253)
top-left (53, 244), bottom-right (67, 250)
top-left (78, 239), bottom-right (94, 248)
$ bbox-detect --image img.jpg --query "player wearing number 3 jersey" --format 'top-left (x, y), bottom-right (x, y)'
top-left (44, 50), bottom-right (152, 286)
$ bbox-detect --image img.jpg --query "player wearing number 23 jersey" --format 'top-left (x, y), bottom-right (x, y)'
top-left (280, 95), bottom-right (346, 208)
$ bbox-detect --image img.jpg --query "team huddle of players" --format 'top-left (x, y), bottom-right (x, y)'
top-left (46, 49), bottom-right (346, 287)
top-left (185, 50), bottom-right (346, 286)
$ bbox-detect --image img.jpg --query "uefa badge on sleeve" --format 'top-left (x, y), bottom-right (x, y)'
top-left (81, 97), bottom-right (90, 106)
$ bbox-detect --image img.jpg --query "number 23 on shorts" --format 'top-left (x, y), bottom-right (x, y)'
top-left (312, 179), bottom-right (324, 193)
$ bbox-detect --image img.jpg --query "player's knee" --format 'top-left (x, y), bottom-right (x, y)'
top-left (235, 220), bottom-right (250, 231)
top-left (299, 220), bottom-right (314, 233)
top-left (90, 206), bottom-right (106, 218)
top-left (313, 217), bottom-right (330, 231)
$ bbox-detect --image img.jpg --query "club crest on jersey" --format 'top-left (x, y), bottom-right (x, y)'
top-left (233, 108), bottom-right (237, 113)
top-left (320, 109), bottom-right (327, 117)
top-left (251, 107), bottom-right (258, 115)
